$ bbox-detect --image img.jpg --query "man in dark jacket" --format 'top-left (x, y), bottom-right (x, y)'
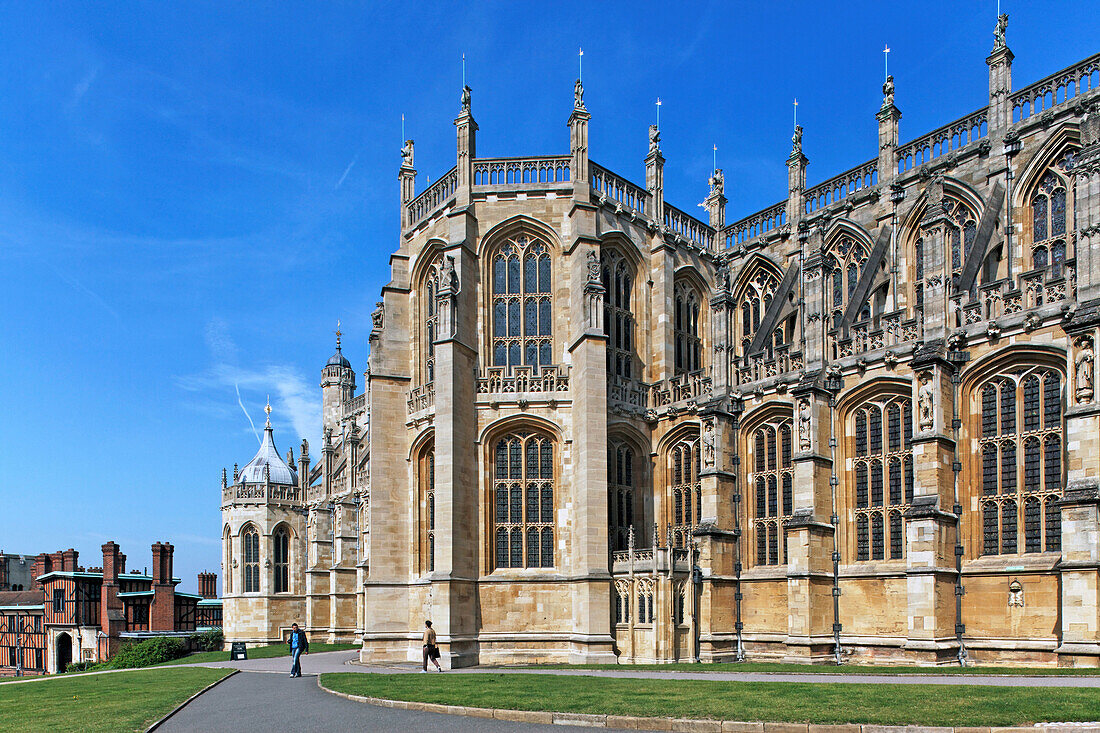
top-left (288, 623), bottom-right (309, 678)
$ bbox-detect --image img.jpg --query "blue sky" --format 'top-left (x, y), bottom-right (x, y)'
top-left (0, 1), bottom-right (1094, 593)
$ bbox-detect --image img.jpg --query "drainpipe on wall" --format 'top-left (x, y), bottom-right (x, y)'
top-left (824, 371), bottom-right (844, 665)
top-left (947, 348), bottom-right (971, 665)
top-left (731, 399), bottom-right (746, 662)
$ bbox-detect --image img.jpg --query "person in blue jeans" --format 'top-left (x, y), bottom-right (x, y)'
top-left (287, 623), bottom-right (309, 678)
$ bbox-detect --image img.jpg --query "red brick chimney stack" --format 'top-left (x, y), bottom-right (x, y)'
top-left (149, 542), bottom-right (176, 631)
top-left (99, 542), bottom-right (125, 660)
top-left (198, 572), bottom-right (218, 599)
top-left (61, 549), bottom-right (78, 571)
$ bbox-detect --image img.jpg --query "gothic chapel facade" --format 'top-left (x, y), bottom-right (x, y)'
top-left (222, 22), bottom-right (1100, 666)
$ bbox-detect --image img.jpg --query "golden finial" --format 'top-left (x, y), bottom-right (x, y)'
top-left (335, 320), bottom-right (343, 349)
top-left (264, 396), bottom-right (272, 427)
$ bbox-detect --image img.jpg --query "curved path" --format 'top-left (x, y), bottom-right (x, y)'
top-left (159, 669), bottom-right (629, 732)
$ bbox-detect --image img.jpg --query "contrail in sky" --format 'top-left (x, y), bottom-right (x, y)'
top-left (335, 154), bottom-right (358, 190)
top-left (236, 383), bottom-right (260, 444)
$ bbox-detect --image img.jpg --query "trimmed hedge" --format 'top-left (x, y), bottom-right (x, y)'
top-left (188, 630), bottom-right (224, 652)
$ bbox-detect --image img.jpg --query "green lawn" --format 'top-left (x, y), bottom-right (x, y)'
top-left (157, 641), bottom-right (358, 666)
top-left (320, 672), bottom-right (1100, 727)
top-left (0, 667), bottom-right (233, 733)
top-left (525, 660), bottom-right (1100, 676)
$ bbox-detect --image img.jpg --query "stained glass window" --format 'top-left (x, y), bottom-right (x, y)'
top-left (493, 433), bottom-right (554, 568)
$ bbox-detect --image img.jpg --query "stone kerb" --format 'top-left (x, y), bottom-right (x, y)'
top-left (314, 676), bottom-right (1091, 733)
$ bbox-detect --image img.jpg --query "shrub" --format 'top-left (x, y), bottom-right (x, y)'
top-left (106, 637), bottom-right (187, 669)
top-left (188, 630), bottom-right (224, 652)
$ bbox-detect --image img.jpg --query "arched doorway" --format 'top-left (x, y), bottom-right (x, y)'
top-left (55, 632), bottom-right (72, 673)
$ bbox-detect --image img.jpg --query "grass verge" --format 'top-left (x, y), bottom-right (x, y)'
top-left (0, 667), bottom-right (233, 733)
top-left (156, 641), bottom-right (359, 666)
top-left (523, 661), bottom-right (1100, 676)
top-left (320, 672), bottom-right (1100, 726)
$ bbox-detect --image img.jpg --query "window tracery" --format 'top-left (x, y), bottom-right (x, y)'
top-left (674, 282), bottom-right (702, 374)
top-left (738, 269), bottom-right (780, 357)
top-left (977, 367), bottom-right (1063, 556)
top-left (852, 397), bottom-right (913, 561)
top-left (602, 251), bottom-right (636, 379)
top-left (493, 432), bottom-right (555, 569)
top-left (1030, 167), bottom-right (1072, 280)
top-left (273, 527), bottom-right (290, 593)
top-left (945, 198), bottom-right (978, 298)
top-left (751, 418), bottom-right (794, 566)
top-left (419, 446), bottom-right (436, 574)
top-left (422, 255), bottom-right (443, 383)
top-left (243, 526), bottom-right (260, 593)
top-left (670, 436), bottom-right (701, 548)
top-left (826, 235), bottom-right (869, 328)
top-left (491, 235), bottom-right (553, 372)
top-left (608, 442), bottom-right (636, 552)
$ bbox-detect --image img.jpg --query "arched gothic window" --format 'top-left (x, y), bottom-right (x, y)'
top-left (613, 580), bottom-right (630, 625)
top-left (223, 526), bottom-right (233, 594)
top-left (243, 527), bottom-right (260, 594)
top-left (492, 235), bottom-right (552, 372)
top-left (422, 255), bottom-right (442, 383)
top-left (602, 251), bottom-right (636, 379)
top-left (977, 367), bottom-right (1063, 556)
top-left (669, 436), bottom-right (701, 548)
top-left (419, 446), bottom-right (436, 574)
top-left (1031, 168), bottom-right (1072, 280)
top-left (750, 417), bottom-right (794, 566)
top-left (608, 442), bottom-right (636, 551)
top-left (273, 527), bottom-right (290, 593)
top-left (674, 282), bottom-right (702, 374)
top-left (944, 198), bottom-right (978, 299)
top-left (493, 432), bottom-right (554, 569)
top-left (826, 235), bottom-right (869, 328)
top-left (852, 397), bottom-right (914, 561)
top-left (737, 268), bottom-right (780, 358)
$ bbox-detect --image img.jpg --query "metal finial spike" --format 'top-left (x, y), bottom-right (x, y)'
top-left (264, 396), bottom-right (272, 427)
top-left (335, 320), bottom-right (343, 350)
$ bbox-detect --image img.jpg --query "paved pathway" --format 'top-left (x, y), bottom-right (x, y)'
top-left (159, 670), bottom-right (629, 732)
top-left (181, 650), bottom-right (1100, 687)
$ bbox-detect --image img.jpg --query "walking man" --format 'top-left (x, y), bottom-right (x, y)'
top-left (422, 620), bottom-right (442, 672)
top-left (288, 623), bottom-right (309, 678)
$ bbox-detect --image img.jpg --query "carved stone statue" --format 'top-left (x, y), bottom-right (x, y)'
top-left (918, 372), bottom-right (935, 431)
top-left (1008, 579), bottom-right (1024, 608)
top-left (440, 255), bottom-right (457, 292)
top-left (648, 124), bottom-right (661, 154)
top-left (574, 78), bottom-right (584, 108)
top-left (715, 262), bottom-right (731, 295)
top-left (371, 301), bottom-right (385, 331)
top-left (791, 124), bottom-right (803, 153)
top-left (993, 13), bottom-right (1009, 49)
top-left (1075, 336), bottom-right (1094, 403)
top-left (798, 399), bottom-right (812, 452)
top-left (710, 168), bottom-right (724, 196)
top-left (882, 75), bottom-right (895, 108)
top-left (702, 418), bottom-right (716, 468)
top-left (400, 139), bottom-right (414, 168)
top-left (461, 84), bottom-right (472, 112)
top-left (586, 249), bottom-right (602, 283)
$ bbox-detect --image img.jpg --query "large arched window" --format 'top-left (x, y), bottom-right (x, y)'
top-left (737, 268), bottom-right (780, 358)
top-left (977, 367), bottom-right (1063, 556)
top-left (608, 442), bottom-right (636, 551)
top-left (826, 235), bottom-right (869, 329)
top-left (273, 527), bottom-right (290, 593)
top-left (1030, 167), bottom-right (1072, 280)
top-left (493, 432), bottom-right (555, 569)
top-left (851, 396), bottom-right (913, 561)
top-left (419, 445), bottom-right (436, 574)
top-left (674, 282), bottom-right (702, 374)
top-left (750, 418), bottom-right (794, 566)
top-left (243, 527), bottom-right (260, 594)
top-left (602, 250), bottom-right (635, 379)
top-left (669, 436), bottom-right (700, 547)
top-left (492, 235), bottom-right (552, 372)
